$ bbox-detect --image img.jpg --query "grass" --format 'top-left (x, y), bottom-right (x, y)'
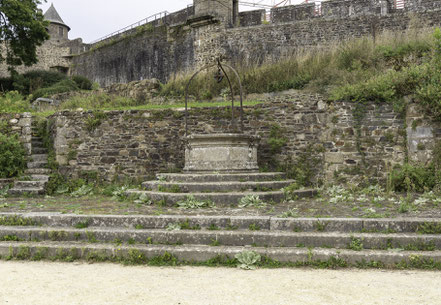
top-left (1, 28), bottom-right (437, 118)
top-left (3, 246), bottom-right (441, 270)
top-left (0, 91), bottom-right (264, 115)
top-left (0, 215), bottom-right (37, 226)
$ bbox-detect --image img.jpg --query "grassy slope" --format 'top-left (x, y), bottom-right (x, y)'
top-left (1, 28), bottom-right (440, 120)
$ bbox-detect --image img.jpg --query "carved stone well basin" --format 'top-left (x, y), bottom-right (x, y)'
top-left (184, 133), bottom-right (260, 173)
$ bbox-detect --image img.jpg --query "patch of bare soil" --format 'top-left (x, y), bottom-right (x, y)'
top-left (0, 189), bottom-right (440, 218)
top-left (1, 261), bottom-right (441, 305)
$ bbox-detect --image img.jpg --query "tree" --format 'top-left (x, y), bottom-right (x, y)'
top-left (0, 0), bottom-right (49, 71)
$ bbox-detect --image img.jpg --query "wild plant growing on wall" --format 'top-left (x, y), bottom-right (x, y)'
top-left (0, 133), bottom-right (26, 178)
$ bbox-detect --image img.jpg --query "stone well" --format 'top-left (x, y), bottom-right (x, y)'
top-left (184, 133), bottom-right (259, 173)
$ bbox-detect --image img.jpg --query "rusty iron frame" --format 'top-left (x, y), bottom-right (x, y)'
top-left (185, 59), bottom-right (244, 136)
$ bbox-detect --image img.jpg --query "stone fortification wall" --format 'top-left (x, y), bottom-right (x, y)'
top-left (71, 26), bottom-right (195, 87)
top-left (239, 10), bottom-right (266, 27)
top-left (70, 2), bottom-right (441, 84)
top-left (0, 40), bottom-right (71, 77)
top-left (271, 3), bottom-right (316, 23)
top-left (48, 93), bottom-right (440, 184)
top-left (203, 9), bottom-right (441, 67)
top-left (88, 7), bottom-right (195, 49)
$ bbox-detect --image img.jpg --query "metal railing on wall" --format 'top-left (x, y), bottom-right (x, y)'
top-left (90, 11), bottom-right (169, 44)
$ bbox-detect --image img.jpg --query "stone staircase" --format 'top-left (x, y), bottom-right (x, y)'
top-left (1, 212), bottom-right (441, 268)
top-left (127, 172), bottom-right (316, 205)
top-left (8, 121), bottom-right (50, 196)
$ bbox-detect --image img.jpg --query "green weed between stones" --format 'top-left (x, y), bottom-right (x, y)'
top-left (348, 237), bottom-right (364, 251)
top-left (417, 222), bottom-right (441, 234)
top-left (0, 235), bottom-right (22, 241)
top-left (74, 219), bottom-right (90, 229)
top-left (0, 215), bottom-right (37, 226)
top-left (2, 247), bottom-right (441, 270)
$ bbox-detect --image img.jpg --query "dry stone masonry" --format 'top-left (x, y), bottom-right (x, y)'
top-left (46, 92), bottom-right (440, 184)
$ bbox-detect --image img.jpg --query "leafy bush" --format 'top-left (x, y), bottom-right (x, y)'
top-left (0, 91), bottom-right (31, 113)
top-left (283, 145), bottom-right (324, 187)
top-left (0, 77), bottom-right (14, 92)
top-left (32, 79), bottom-right (79, 99)
top-left (71, 75), bottom-right (93, 90)
top-left (390, 163), bottom-right (437, 193)
top-left (12, 70), bottom-right (67, 95)
top-left (0, 133), bottom-right (26, 178)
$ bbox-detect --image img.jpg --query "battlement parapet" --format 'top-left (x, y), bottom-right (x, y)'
top-left (271, 3), bottom-right (315, 24)
top-left (239, 9), bottom-right (265, 27)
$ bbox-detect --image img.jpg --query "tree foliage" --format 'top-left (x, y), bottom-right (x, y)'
top-left (0, 0), bottom-right (49, 70)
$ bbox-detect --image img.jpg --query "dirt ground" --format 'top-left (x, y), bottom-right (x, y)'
top-left (1, 191), bottom-right (441, 218)
top-left (1, 261), bottom-right (440, 305)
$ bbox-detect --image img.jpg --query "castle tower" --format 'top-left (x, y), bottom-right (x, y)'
top-left (44, 4), bottom-right (70, 41)
top-left (193, 0), bottom-right (239, 26)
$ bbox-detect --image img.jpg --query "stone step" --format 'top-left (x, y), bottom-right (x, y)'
top-left (126, 190), bottom-right (315, 205)
top-left (30, 175), bottom-right (50, 182)
top-left (31, 147), bottom-right (48, 154)
top-left (13, 180), bottom-right (47, 189)
top-left (1, 241), bottom-right (441, 267)
top-left (30, 154), bottom-right (48, 162)
top-left (27, 161), bottom-right (48, 169)
top-left (1, 226), bottom-right (441, 250)
top-left (142, 180), bottom-right (296, 193)
top-left (157, 172), bottom-right (286, 183)
top-left (31, 141), bottom-right (44, 148)
top-left (25, 168), bottom-right (51, 175)
top-left (7, 187), bottom-right (45, 196)
top-left (2, 213), bottom-right (439, 234)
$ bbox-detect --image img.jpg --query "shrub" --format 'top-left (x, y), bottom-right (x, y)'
top-left (0, 91), bottom-right (31, 113)
top-left (13, 70), bottom-right (67, 95)
top-left (0, 133), bottom-right (26, 178)
top-left (0, 77), bottom-right (14, 92)
top-left (32, 79), bottom-right (79, 99)
top-left (390, 163), bottom-right (437, 193)
top-left (71, 75), bottom-right (93, 90)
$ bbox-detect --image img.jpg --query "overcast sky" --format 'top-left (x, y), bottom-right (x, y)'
top-left (39, 0), bottom-right (302, 43)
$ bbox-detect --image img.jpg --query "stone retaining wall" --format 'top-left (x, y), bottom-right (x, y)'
top-left (48, 93), bottom-right (441, 184)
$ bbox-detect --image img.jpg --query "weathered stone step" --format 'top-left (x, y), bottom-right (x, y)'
top-left (126, 190), bottom-right (307, 205)
top-left (27, 161), bottom-right (48, 169)
top-left (1, 213), bottom-right (440, 234)
top-left (1, 226), bottom-right (441, 250)
top-left (31, 147), bottom-right (48, 154)
top-left (25, 168), bottom-right (51, 175)
top-left (2, 241), bottom-right (441, 266)
top-left (142, 180), bottom-right (296, 193)
top-left (13, 180), bottom-right (47, 189)
top-left (7, 187), bottom-right (45, 196)
top-left (31, 143), bottom-right (44, 149)
top-left (30, 175), bottom-right (49, 182)
top-left (157, 172), bottom-right (286, 183)
top-left (30, 154), bottom-right (48, 162)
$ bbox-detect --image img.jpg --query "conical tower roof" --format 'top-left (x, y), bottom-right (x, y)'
top-left (44, 3), bottom-right (70, 31)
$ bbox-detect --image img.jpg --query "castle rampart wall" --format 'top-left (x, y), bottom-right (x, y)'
top-left (70, 1), bottom-right (441, 86)
top-left (71, 26), bottom-right (194, 86)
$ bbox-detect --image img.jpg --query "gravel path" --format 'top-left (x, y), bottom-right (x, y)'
top-left (1, 261), bottom-right (440, 305)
